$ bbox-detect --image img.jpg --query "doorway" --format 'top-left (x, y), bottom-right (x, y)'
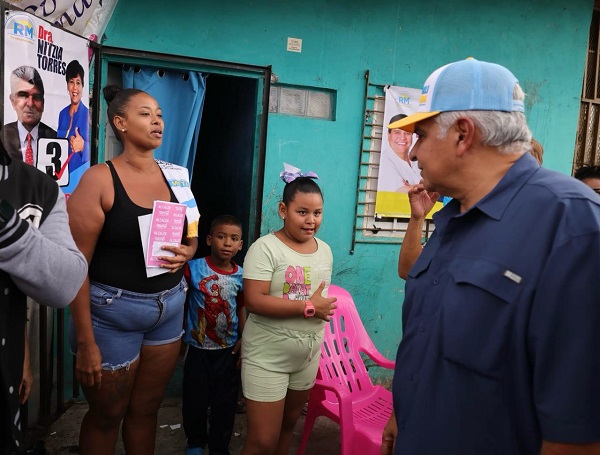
top-left (192, 74), bottom-right (258, 260)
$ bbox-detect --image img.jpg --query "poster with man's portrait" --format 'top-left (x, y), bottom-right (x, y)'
top-left (3, 11), bottom-right (90, 198)
top-left (375, 85), bottom-right (443, 218)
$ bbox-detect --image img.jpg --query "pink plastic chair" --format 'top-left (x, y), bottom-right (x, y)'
top-left (297, 285), bottom-right (395, 455)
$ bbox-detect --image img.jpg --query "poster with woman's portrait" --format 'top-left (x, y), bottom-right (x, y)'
top-left (3, 11), bottom-right (90, 198)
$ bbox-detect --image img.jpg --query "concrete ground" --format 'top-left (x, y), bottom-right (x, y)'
top-left (42, 398), bottom-right (341, 454)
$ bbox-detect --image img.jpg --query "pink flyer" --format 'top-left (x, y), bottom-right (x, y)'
top-left (146, 200), bottom-right (187, 267)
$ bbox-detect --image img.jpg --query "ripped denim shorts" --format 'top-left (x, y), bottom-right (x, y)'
top-left (69, 278), bottom-right (187, 371)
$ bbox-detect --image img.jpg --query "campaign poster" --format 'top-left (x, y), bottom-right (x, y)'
top-left (3, 11), bottom-right (90, 198)
top-left (375, 85), bottom-right (443, 218)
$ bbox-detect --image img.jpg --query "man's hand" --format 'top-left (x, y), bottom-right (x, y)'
top-left (382, 411), bottom-right (397, 455)
top-left (407, 183), bottom-right (440, 221)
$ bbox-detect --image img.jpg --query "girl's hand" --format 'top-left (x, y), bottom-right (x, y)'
top-left (159, 243), bottom-right (194, 273)
top-left (310, 281), bottom-right (337, 322)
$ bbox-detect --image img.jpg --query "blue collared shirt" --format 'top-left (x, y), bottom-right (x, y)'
top-left (393, 153), bottom-right (600, 454)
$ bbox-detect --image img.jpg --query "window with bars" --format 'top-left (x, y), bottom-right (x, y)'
top-left (574, 7), bottom-right (600, 172)
top-left (351, 71), bottom-right (433, 252)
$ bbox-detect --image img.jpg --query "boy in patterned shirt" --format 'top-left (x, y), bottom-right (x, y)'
top-left (182, 215), bottom-right (245, 455)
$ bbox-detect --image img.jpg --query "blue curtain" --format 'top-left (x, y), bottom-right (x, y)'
top-left (123, 67), bottom-right (206, 175)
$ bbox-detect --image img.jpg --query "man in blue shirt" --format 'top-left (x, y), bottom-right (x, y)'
top-left (382, 59), bottom-right (600, 455)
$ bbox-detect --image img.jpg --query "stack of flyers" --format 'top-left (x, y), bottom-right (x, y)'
top-left (145, 200), bottom-right (187, 268)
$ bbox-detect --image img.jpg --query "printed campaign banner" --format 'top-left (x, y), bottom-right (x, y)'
top-left (3, 0), bottom-right (119, 41)
top-left (3, 11), bottom-right (90, 198)
top-left (375, 85), bottom-right (443, 218)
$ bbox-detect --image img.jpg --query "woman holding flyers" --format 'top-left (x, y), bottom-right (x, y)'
top-left (57, 60), bottom-right (89, 173)
top-left (67, 86), bottom-right (199, 454)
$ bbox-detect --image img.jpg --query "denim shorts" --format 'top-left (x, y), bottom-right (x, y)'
top-left (69, 278), bottom-right (188, 371)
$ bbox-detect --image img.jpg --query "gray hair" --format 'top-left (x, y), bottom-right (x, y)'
top-left (10, 65), bottom-right (45, 97)
top-left (435, 83), bottom-right (532, 155)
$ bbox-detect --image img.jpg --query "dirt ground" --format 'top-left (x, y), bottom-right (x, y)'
top-left (42, 398), bottom-right (341, 454)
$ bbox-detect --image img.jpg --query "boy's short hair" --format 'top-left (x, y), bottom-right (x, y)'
top-left (210, 214), bottom-right (243, 234)
top-left (574, 164), bottom-right (600, 181)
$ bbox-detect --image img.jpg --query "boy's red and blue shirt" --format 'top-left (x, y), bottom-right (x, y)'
top-left (184, 257), bottom-right (243, 350)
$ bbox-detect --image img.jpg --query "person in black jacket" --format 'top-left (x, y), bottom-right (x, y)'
top-left (0, 134), bottom-right (86, 454)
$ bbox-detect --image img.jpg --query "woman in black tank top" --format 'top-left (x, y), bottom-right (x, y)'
top-left (67, 86), bottom-right (198, 454)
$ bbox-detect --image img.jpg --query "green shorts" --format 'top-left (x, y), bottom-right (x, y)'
top-left (241, 315), bottom-right (323, 402)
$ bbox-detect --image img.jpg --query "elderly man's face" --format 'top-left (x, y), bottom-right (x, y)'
top-left (411, 118), bottom-right (454, 192)
top-left (388, 128), bottom-right (413, 159)
top-left (10, 79), bottom-right (44, 130)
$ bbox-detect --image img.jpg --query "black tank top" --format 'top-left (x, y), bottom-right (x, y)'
top-left (89, 160), bottom-right (185, 293)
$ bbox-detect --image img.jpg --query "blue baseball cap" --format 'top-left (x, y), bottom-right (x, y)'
top-left (388, 58), bottom-right (525, 133)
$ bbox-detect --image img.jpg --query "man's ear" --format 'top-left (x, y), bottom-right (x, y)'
top-left (454, 117), bottom-right (476, 157)
top-left (206, 234), bottom-right (212, 246)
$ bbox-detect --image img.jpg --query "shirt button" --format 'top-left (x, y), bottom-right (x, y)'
top-left (433, 279), bottom-right (439, 285)
top-left (3, 288), bottom-right (8, 295)
top-left (9, 386), bottom-right (14, 394)
top-left (409, 374), bottom-right (414, 381)
top-left (419, 326), bottom-right (425, 333)
top-left (1, 338), bottom-right (5, 346)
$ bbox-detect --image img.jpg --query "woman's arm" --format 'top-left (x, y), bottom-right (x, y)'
top-left (19, 328), bottom-right (32, 404)
top-left (398, 184), bottom-right (439, 280)
top-left (398, 216), bottom-right (425, 280)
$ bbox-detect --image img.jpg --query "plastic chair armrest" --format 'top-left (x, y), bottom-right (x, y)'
top-left (361, 348), bottom-right (395, 370)
top-left (312, 378), bottom-right (355, 436)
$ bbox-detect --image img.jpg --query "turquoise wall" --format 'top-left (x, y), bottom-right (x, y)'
top-left (104, 0), bottom-right (594, 371)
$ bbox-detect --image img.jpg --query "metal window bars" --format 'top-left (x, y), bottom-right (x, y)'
top-left (350, 71), bottom-right (433, 253)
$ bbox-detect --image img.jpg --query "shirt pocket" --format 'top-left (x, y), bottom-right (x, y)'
top-left (442, 258), bottom-right (525, 379)
top-left (407, 254), bottom-right (432, 279)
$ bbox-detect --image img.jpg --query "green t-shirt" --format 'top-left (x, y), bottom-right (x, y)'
top-left (243, 233), bottom-right (333, 332)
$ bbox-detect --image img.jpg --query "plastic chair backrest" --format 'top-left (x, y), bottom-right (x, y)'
top-left (319, 285), bottom-right (376, 399)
